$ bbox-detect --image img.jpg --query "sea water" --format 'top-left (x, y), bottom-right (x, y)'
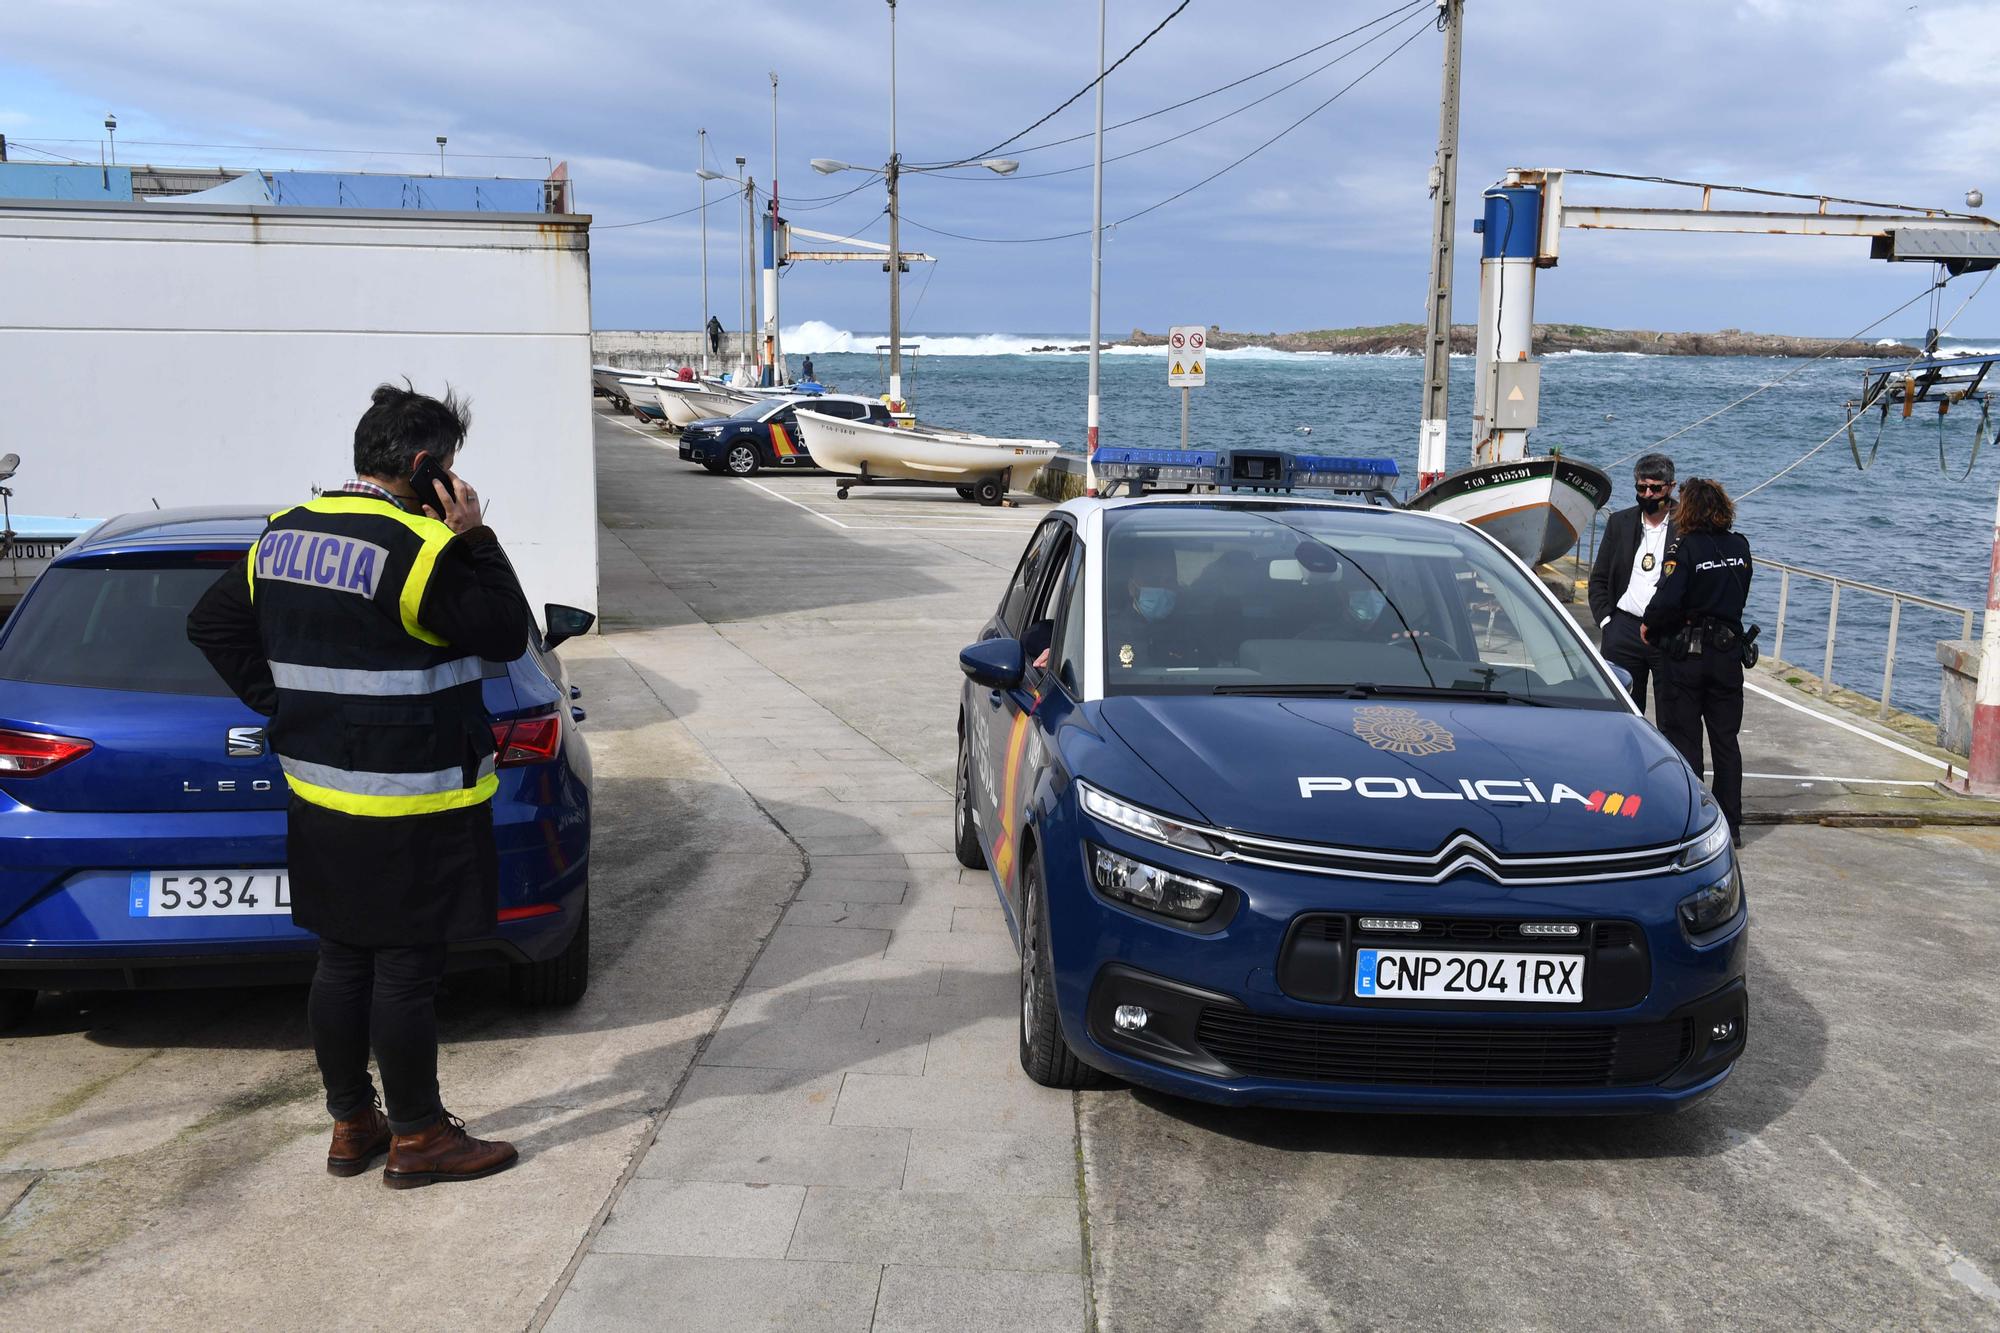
top-left (785, 326), bottom-right (2000, 724)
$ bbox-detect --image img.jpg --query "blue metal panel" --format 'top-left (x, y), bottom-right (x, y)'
top-left (1480, 185), bottom-right (1542, 261)
top-left (0, 163), bottom-right (135, 201)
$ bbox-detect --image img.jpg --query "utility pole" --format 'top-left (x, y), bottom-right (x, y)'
top-left (769, 72), bottom-right (783, 383)
top-left (737, 155), bottom-right (750, 373)
top-left (1084, 0), bottom-right (1107, 494)
top-left (886, 0), bottom-right (905, 410)
top-left (1417, 0), bottom-right (1464, 491)
top-left (747, 173), bottom-right (761, 379)
top-left (699, 129), bottom-right (711, 375)
top-left (436, 135), bottom-right (447, 174)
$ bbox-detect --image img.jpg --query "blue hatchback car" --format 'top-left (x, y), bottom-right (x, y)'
top-left (956, 497), bottom-right (1747, 1113)
top-left (0, 507), bottom-right (593, 1032)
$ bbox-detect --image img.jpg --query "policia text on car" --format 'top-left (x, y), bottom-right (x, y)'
top-left (188, 382), bottom-right (532, 1188)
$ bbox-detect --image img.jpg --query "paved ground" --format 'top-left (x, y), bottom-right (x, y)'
top-left (4, 404), bottom-right (1996, 1331)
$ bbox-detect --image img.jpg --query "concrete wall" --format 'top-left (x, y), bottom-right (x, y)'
top-left (593, 329), bottom-right (753, 372)
top-left (1936, 639), bottom-right (1980, 757)
top-left (0, 200), bottom-right (598, 618)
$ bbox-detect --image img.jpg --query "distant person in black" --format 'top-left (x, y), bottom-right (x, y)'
top-left (800, 355), bottom-right (816, 381)
top-left (706, 315), bottom-right (725, 357)
top-left (1587, 452), bottom-right (1677, 714)
top-left (1642, 477), bottom-right (1753, 846)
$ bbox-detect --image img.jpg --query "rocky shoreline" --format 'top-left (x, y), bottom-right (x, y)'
top-left (1120, 323), bottom-right (1917, 359)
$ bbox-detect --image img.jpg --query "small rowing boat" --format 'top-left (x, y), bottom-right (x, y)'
top-left (793, 413), bottom-right (1060, 505)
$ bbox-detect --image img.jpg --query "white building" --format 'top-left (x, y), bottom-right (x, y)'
top-left (0, 194), bottom-right (597, 619)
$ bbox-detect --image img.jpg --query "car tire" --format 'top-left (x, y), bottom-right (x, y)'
top-left (955, 484), bottom-right (977, 502)
top-left (507, 898), bottom-right (590, 1006)
top-left (1018, 858), bottom-right (1112, 1089)
top-left (0, 988), bottom-right (34, 1033)
top-left (954, 727), bottom-right (987, 871)
top-left (973, 476), bottom-right (1004, 507)
top-left (725, 442), bottom-right (761, 476)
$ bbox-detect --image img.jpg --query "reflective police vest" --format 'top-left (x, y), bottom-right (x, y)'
top-left (248, 495), bottom-right (498, 818)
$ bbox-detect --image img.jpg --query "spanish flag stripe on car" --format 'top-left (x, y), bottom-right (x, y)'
top-left (769, 424), bottom-right (798, 457)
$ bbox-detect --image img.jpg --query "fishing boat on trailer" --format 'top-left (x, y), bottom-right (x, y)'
top-left (792, 412), bottom-right (1061, 506)
top-left (651, 379), bottom-right (713, 429)
top-left (679, 381), bottom-right (760, 420)
top-left (616, 376), bottom-right (669, 422)
top-left (1406, 454), bottom-right (1611, 567)
top-left (593, 364), bottom-right (637, 401)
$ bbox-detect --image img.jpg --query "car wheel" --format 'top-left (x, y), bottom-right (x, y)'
top-left (974, 475), bottom-right (1004, 507)
top-left (507, 898), bottom-right (590, 1006)
top-left (725, 442), bottom-right (761, 476)
top-left (0, 988), bottom-right (34, 1033)
top-left (954, 727), bottom-right (987, 871)
top-left (1018, 858), bottom-right (1112, 1089)
top-left (955, 484), bottom-right (977, 502)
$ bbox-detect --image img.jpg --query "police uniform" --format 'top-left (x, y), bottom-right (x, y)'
top-left (1641, 528), bottom-right (1753, 836)
top-left (189, 485), bottom-right (530, 1131)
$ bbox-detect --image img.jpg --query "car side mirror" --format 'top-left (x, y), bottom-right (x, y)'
top-left (960, 638), bottom-right (1025, 691)
top-left (544, 602), bottom-right (595, 650)
top-left (1608, 662), bottom-right (1634, 693)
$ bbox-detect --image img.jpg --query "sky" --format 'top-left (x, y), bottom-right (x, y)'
top-left (4, 0), bottom-right (1996, 339)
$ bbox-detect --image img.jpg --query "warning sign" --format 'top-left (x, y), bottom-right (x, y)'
top-left (1168, 325), bottom-right (1207, 387)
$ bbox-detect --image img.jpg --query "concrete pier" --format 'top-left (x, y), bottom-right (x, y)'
top-left (3, 403), bottom-right (1996, 1330)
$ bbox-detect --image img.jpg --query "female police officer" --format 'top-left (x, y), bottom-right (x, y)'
top-left (1642, 477), bottom-right (1753, 847)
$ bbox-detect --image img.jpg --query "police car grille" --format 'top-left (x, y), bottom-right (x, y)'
top-left (1193, 1011), bottom-right (1692, 1088)
top-left (1210, 832), bottom-right (1687, 885)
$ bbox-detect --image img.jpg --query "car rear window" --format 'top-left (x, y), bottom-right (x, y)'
top-left (0, 559), bottom-right (239, 696)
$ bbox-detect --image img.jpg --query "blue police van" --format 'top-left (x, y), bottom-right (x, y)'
top-left (955, 493), bottom-right (1747, 1113)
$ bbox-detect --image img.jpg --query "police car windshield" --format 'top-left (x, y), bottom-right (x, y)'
top-left (1099, 505), bottom-right (1621, 707)
top-left (727, 402), bottom-right (774, 420)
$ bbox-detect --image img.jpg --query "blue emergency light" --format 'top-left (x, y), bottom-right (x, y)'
top-left (1090, 445), bottom-right (1399, 503)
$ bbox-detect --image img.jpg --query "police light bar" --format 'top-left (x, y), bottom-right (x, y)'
top-left (1291, 453), bottom-right (1400, 496)
top-left (1091, 446), bottom-right (1220, 496)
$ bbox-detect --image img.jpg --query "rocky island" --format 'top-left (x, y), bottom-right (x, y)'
top-left (1121, 323), bottom-right (1917, 358)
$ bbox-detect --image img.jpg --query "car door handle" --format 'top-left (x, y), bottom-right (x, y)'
top-left (988, 689), bottom-right (1004, 707)
top-left (569, 685), bottom-right (582, 700)
top-left (571, 707), bottom-right (587, 724)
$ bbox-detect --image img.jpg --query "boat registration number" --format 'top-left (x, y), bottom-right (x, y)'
top-left (1354, 948), bottom-right (1584, 1004)
top-left (130, 870), bottom-right (292, 918)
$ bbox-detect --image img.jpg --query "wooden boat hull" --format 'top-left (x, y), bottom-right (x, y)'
top-left (793, 412), bottom-right (1061, 486)
top-left (1405, 455), bottom-right (1610, 566)
top-left (652, 384), bottom-right (709, 429)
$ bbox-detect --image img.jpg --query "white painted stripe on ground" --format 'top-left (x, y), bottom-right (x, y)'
top-left (741, 477), bottom-right (855, 529)
top-left (1743, 679), bottom-right (1953, 772)
top-left (1740, 772), bottom-right (1943, 787)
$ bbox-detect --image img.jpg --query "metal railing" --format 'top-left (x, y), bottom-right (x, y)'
top-left (1757, 557), bottom-right (1977, 718)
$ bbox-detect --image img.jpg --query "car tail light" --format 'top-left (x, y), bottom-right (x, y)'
top-left (491, 714), bottom-right (561, 767)
top-left (0, 727), bottom-right (93, 777)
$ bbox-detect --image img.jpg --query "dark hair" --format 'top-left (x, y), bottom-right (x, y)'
top-left (353, 381), bottom-right (471, 479)
top-left (1675, 476), bottom-right (1736, 533)
top-left (1633, 452), bottom-right (1675, 484)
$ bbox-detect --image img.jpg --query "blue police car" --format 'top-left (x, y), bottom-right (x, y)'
top-left (0, 508), bottom-right (593, 1031)
top-left (956, 496), bottom-right (1747, 1112)
top-left (678, 395), bottom-right (893, 475)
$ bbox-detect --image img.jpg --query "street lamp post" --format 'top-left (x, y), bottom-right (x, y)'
top-left (698, 130), bottom-right (711, 374)
top-left (737, 156), bottom-right (750, 372)
top-left (436, 136), bottom-right (447, 174)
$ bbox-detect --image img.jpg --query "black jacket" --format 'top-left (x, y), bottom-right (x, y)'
top-left (1641, 529), bottom-right (1753, 642)
top-left (1587, 505), bottom-right (1677, 625)
top-left (188, 513), bottom-right (531, 946)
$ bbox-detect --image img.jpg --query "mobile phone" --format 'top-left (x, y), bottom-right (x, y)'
top-left (409, 452), bottom-right (456, 513)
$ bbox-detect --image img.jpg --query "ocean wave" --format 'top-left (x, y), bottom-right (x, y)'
top-left (1542, 349), bottom-right (1654, 358)
top-left (784, 320), bottom-right (1333, 360)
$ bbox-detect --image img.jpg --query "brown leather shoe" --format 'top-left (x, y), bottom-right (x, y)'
top-left (382, 1112), bottom-right (518, 1189)
top-left (327, 1101), bottom-right (392, 1178)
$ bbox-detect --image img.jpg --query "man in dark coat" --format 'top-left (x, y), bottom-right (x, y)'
top-left (1587, 452), bottom-right (1678, 714)
top-left (188, 383), bottom-right (532, 1187)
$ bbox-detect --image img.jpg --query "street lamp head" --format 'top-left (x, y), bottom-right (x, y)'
top-left (697, 167), bottom-right (730, 182)
top-left (980, 158), bottom-right (1019, 176)
top-left (810, 158), bottom-right (851, 175)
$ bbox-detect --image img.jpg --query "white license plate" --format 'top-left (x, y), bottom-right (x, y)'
top-left (1354, 948), bottom-right (1584, 1004)
top-left (130, 870), bottom-right (292, 918)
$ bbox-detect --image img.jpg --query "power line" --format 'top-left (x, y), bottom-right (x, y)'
top-left (899, 17), bottom-right (1428, 245)
top-left (596, 192), bottom-right (737, 230)
top-left (927, 0), bottom-right (1425, 165)
top-left (10, 136), bottom-right (553, 166)
top-left (940, 0), bottom-right (1195, 169)
top-left (922, 4), bottom-right (1431, 184)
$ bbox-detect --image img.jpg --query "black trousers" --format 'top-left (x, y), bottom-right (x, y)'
top-left (1602, 610), bottom-right (1663, 714)
top-left (307, 938), bottom-right (448, 1133)
top-left (1658, 649), bottom-right (1745, 835)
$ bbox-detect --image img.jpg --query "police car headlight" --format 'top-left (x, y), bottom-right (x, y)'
top-left (1678, 861), bottom-right (1743, 936)
top-left (1677, 816), bottom-right (1731, 872)
top-left (1076, 781), bottom-right (1223, 857)
top-left (1089, 845), bottom-right (1226, 923)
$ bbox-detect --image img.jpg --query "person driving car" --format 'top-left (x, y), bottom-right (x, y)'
top-left (1109, 543), bottom-right (1198, 671)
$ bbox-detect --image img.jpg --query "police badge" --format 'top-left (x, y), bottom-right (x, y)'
top-left (1352, 705), bottom-right (1456, 756)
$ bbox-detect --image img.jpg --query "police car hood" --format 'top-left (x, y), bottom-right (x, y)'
top-left (1097, 696), bottom-right (1698, 855)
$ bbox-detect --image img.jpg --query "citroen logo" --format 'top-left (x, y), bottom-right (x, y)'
top-left (226, 726), bottom-right (267, 758)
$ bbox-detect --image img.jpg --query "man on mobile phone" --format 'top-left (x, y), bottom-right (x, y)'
top-left (187, 381), bottom-right (531, 1188)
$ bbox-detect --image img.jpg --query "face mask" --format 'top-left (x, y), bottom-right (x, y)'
top-left (1348, 590), bottom-right (1387, 623)
top-left (1638, 489), bottom-right (1669, 515)
top-left (1134, 586), bottom-right (1177, 621)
